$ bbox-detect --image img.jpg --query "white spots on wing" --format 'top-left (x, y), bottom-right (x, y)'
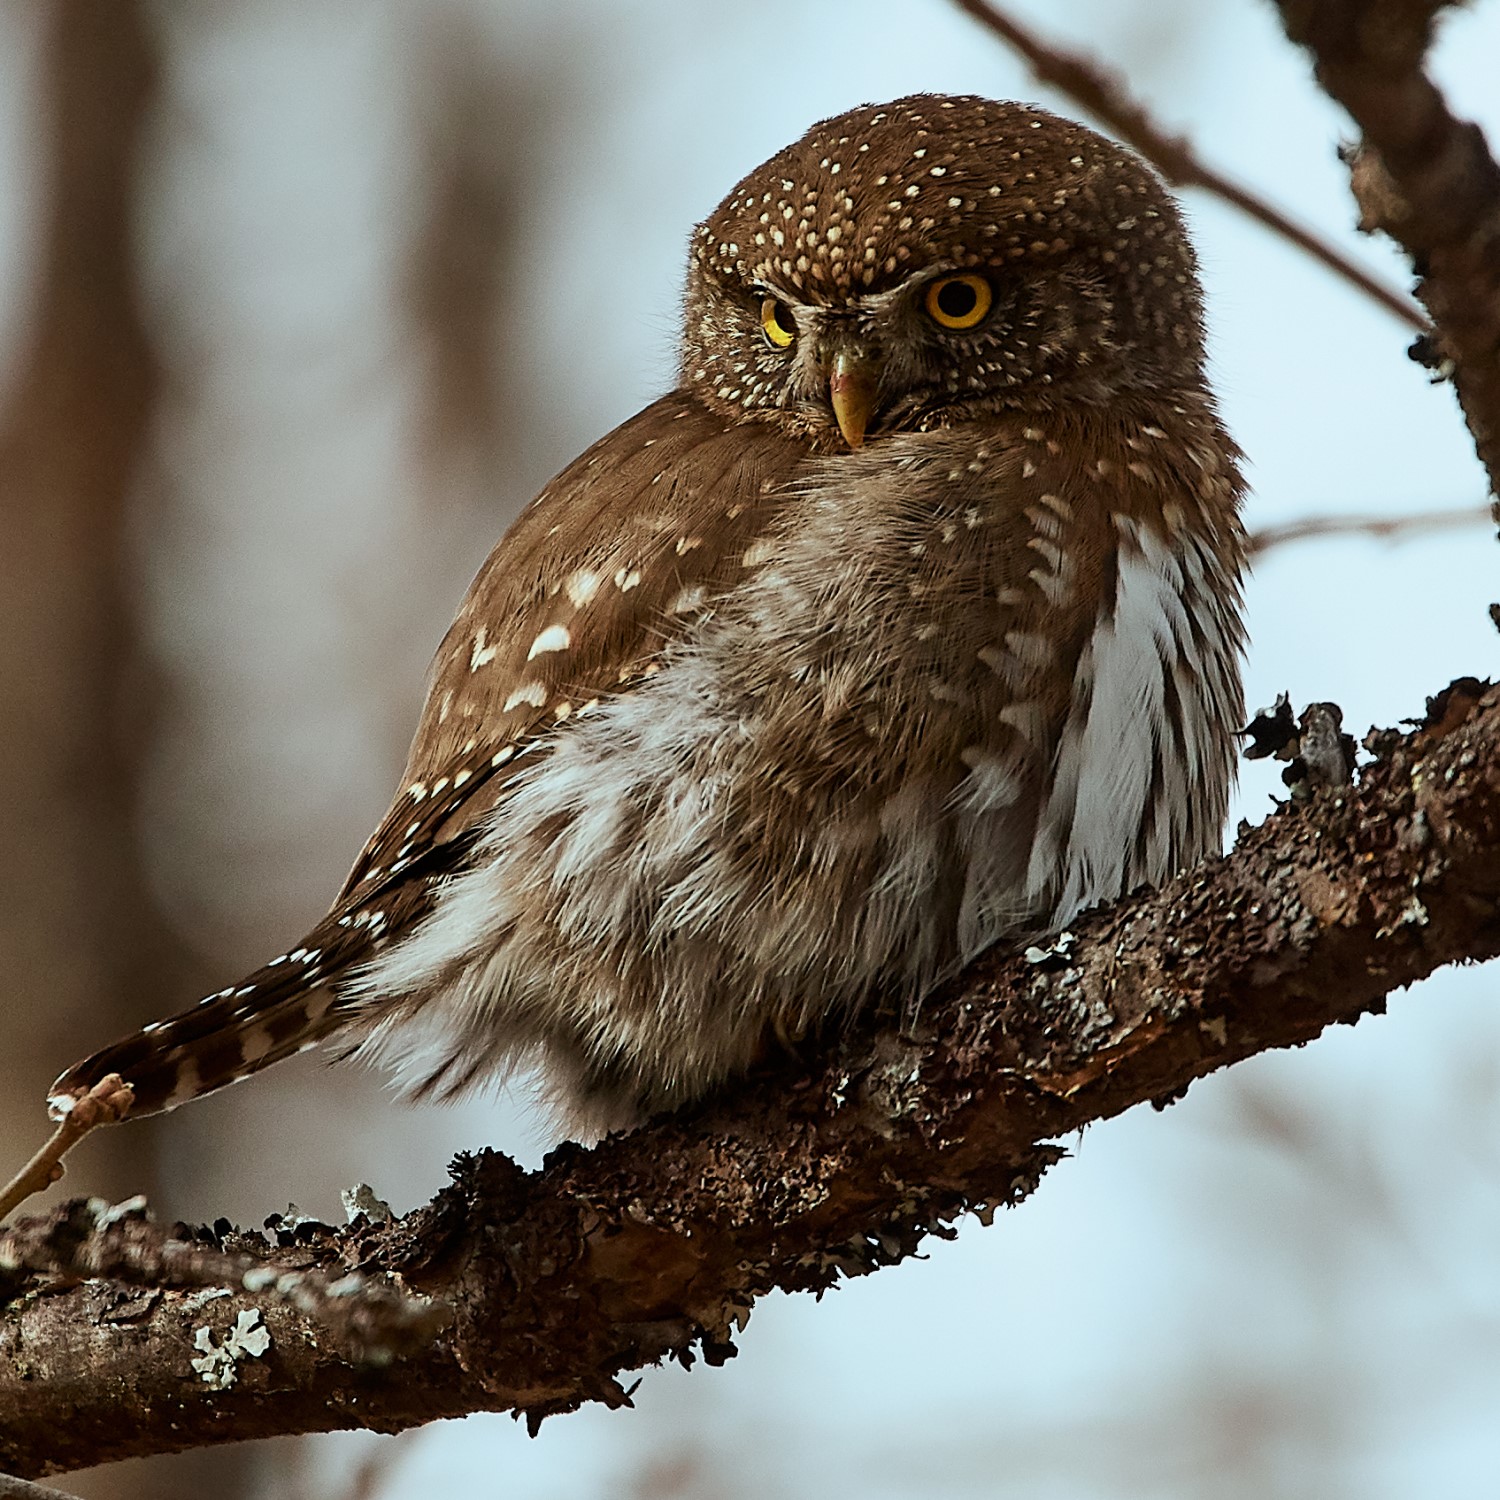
top-left (527, 624), bottom-right (572, 660)
top-left (503, 681), bottom-right (548, 712)
top-left (675, 536), bottom-right (703, 555)
top-left (669, 585), bottom-right (707, 615)
top-left (453, 769), bottom-right (472, 789)
top-left (741, 537), bottom-right (778, 568)
top-left (1003, 629), bottom-right (1054, 670)
top-left (998, 700), bottom-right (1048, 746)
top-left (407, 782), bottom-right (427, 801)
top-left (614, 566), bottom-right (642, 592)
top-left (469, 627), bottom-right (498, 671)
top-left (564, 569), bottom-right (601, 607)
top-left (491, 746), bottom-right (515, 768)
top-left (1029, 564), bottom-right (1071, 608)
top-left (955, 747), bottom-right (1023, 813)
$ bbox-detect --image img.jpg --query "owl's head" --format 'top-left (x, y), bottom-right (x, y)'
top-left (682, 94), bottom-right (1206, 449)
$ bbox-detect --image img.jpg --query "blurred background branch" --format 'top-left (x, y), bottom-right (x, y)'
top-left (1273, 0), bottom-right (1500, 500)
top-left (949, 0), bottom-right (1429, 329)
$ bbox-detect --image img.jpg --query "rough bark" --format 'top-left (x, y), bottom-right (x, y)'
top-left (1272, 0), bottom-right (1500, 501)
top-left (3, 679), bottom-right (1498, 1479)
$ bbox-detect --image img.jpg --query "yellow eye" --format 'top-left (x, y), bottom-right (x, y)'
top-left (761, 296), bottom-right (797, 349)
top-left (924, 273), bottom-right (992, 330)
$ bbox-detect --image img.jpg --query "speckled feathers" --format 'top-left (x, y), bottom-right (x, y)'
top-left (49, 94), bottom-right (1247, 1136)
top-left (686, 95), bottom-right (1207, 436)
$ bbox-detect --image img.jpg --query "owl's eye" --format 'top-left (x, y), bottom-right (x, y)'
top-left (760, 297), bottom-right (797, 349)
top-left (924, 274), bottom-right (993, 330)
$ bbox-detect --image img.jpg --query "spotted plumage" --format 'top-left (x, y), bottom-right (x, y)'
top-left (49, 94), bottom-right (1246, 1137)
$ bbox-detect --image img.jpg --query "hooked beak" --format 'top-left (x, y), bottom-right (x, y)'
top-left (827, 350), bottom-right (879, 450)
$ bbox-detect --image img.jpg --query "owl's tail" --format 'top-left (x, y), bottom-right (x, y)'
top-left (46, 916), bottom-right (374, 1121)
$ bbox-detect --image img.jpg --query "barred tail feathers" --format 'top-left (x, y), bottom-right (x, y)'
top-left (47, 921), bottom-right (369, 1120)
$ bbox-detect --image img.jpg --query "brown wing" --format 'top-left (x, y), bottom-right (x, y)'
top-left (336, 393), bottom-right (814, 905)
top-left (50, 394), bottom-right (815, 1117)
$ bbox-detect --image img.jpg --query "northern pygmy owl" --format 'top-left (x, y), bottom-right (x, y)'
top-left (49, 95), bottom-right (1246, 1138)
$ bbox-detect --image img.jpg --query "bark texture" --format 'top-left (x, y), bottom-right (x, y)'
top-left (3, 679), bottom-right (1498, 1478)
top-left (1273, 0), bottom-right (1500, 500)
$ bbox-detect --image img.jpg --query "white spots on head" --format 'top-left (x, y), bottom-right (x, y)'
top-left (469, 628), bottom-right (498, 671)
top-left (527, 624), bottom-right (572, 660)
top-left (502, 681), bottom-right (548, 713)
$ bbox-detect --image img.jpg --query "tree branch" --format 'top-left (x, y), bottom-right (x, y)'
top-left (1270, 0), bottom-right (1500, 501)
top-left (3, 680), bottom-right (1498, 1479)
top-left (1247, 500), bottom-right (1491, 554)
top-left (949, 0), bottom-right (1428, 331)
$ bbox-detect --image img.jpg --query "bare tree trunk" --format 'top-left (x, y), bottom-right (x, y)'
top-left (0, 6), bottom-right (238, 1497)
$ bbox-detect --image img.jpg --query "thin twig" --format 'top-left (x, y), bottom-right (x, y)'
top-left (0, 1075), bottom-right (132, 1224)
top-left (1249, 502), bottom-right (1492, 555)
top-left (949, 0), bottom-right (1428, 332)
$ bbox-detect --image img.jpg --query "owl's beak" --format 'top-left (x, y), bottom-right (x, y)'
top-left (827, 351), bottom-right (878, 449)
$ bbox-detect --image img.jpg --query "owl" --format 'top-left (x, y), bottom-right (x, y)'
top-left (47, 95), bottom-right (1246, 1140)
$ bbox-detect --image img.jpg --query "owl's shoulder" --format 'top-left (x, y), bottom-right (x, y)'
top-left (336, 392), bottom-right (814, 901)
